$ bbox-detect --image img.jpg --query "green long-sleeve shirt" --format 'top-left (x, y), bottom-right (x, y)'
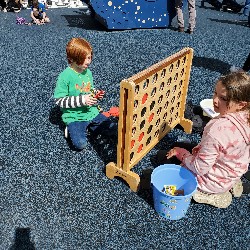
top-left (54, 67), bottom-right (99, 125)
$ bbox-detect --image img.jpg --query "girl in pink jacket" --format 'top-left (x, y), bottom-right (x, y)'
top-left (157, 72), bottom-right (250, 208)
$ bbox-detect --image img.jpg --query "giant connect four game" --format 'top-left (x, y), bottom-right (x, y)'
top-left (106, 48), bottom-right (194, 191)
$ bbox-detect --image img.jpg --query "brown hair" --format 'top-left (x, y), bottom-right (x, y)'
top-left (66, 38), bottom-right (93, 65)
top-left (218, 71), bottom-right (250, 124)
top-left (32, 0), bottom-right (38, 8)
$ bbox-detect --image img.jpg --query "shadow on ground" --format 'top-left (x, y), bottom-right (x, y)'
top-left (193, 56), bottom-right (231, 74)
top-left (208, 18), bottom-right (249, 27)
top-left (62, 10), bottom-right (106, 31)
top-left (9, 228), bottom-right (35, 250)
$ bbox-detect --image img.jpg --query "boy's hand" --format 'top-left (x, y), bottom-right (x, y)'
top-left (85, 94), bottom-right (97, 106)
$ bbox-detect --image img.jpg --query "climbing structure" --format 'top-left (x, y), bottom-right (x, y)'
top-left (89, 0), bottom-right (179, 29)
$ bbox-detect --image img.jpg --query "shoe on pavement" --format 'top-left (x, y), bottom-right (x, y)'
top-left (230, 180), bottom-right (243, 197)
top-left (193, 190), bottom-right (232, 208)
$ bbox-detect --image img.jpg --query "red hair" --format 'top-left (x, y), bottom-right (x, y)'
top-left (66, 38), bottom-right (93, 65)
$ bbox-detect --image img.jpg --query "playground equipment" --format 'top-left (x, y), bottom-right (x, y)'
top-left (89, 0), bottom-right (181, 29)
top-left (106, 47), bottom-right (194, 192)
top-left (49, 0), bottom-right (88, 8)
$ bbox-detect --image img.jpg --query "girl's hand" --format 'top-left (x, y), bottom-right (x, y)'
top-left (85, 94), bottom-right (97, 106)
top-left (167, 147), bottom-right (190, 161)
top-left (166, 147), bottom-right (180, 159)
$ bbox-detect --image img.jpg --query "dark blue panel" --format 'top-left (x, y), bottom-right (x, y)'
top-left (89, 0), bottom-right (183, 30)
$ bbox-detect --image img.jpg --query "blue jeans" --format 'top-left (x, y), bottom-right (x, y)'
top-left (68, 113), bottom-right (117, 150)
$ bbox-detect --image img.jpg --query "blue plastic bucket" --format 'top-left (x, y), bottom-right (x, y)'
top-left (151, 164), bottom-right (197, 220)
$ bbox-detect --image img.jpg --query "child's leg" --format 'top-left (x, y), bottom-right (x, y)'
top-left (88, 113), bottom-right (117, 136)
top-left (32, 16), bottom-right (41, 24)
top-left (68, 121), bottom-right (90, 150)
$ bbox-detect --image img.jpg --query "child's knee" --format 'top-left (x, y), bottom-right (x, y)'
top-left (107, 121), bottom-right (118, 135)
top-left (72, 138), bottom-right (87, 150)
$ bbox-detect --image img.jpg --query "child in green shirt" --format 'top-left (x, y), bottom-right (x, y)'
top-left (54, 37), bottom-right (117, 150)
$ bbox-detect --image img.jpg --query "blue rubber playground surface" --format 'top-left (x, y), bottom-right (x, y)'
top-left (0, 1), bottom-right (249, 249)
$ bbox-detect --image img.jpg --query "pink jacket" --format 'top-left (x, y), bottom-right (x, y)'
top-left (180, 111), bottom-right (250, 194)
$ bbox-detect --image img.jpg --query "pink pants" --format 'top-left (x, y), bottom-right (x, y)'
top-left (175, 0), bottom-right (196, 31)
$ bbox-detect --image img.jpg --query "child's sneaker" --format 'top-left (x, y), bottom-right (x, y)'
top-left (65, 126), bottom-right (68, 138)
top-left (193, 190), bottom-right (232, 208)
top-left (230, 180), bottom-right (243, 197)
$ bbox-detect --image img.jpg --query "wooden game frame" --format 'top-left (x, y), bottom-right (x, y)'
top-left (106, 48), bottom-right (194, 192)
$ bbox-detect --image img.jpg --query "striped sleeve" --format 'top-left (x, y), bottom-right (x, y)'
top-left (55, 95), bottom-right (86, 108)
